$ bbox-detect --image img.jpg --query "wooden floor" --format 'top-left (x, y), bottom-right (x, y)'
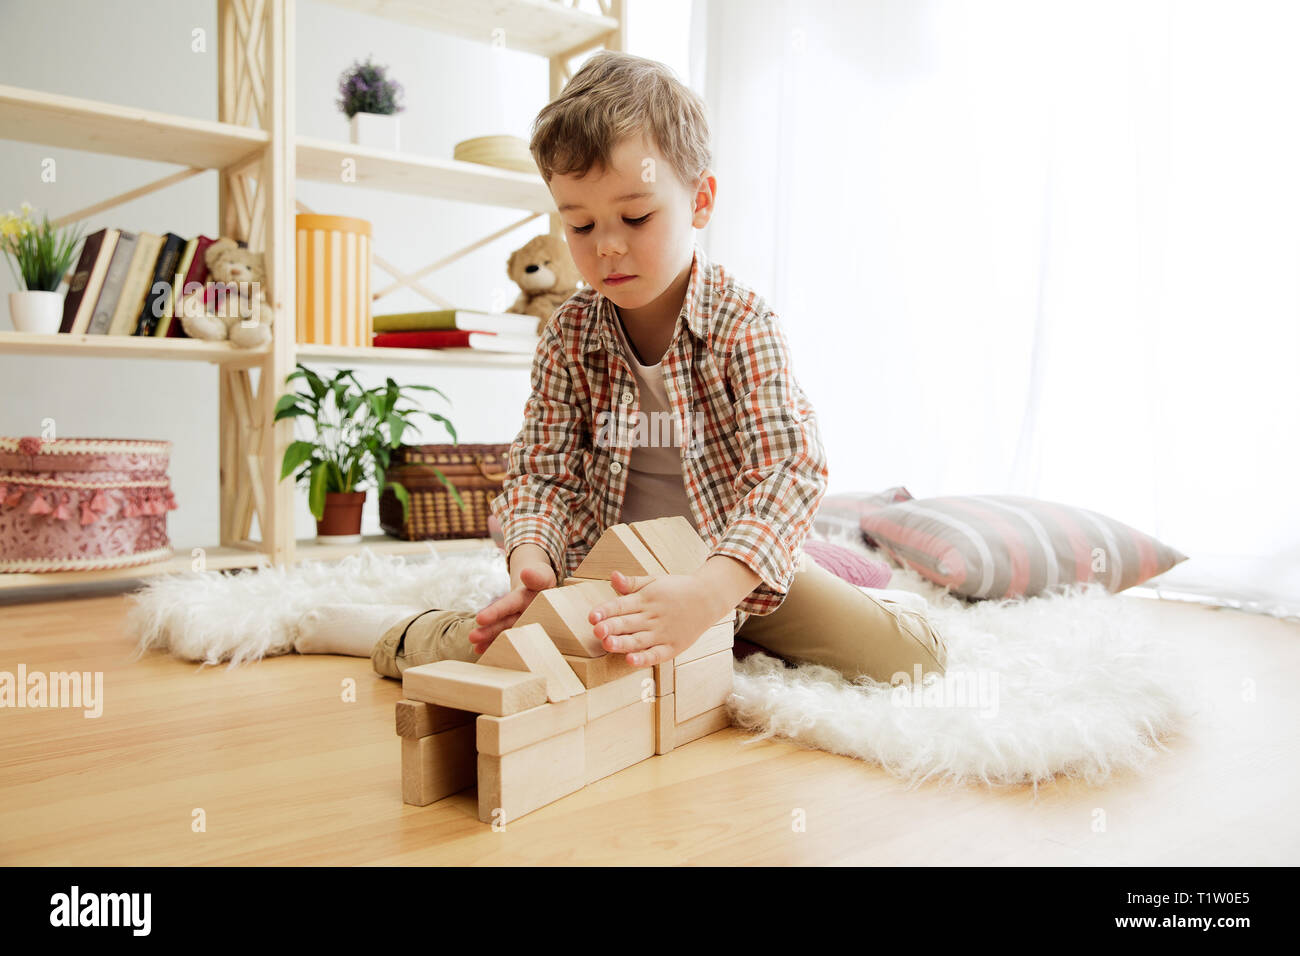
top-left (1, 590), bottom-right (1297, 865)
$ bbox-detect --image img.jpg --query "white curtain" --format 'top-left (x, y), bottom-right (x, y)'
top-left (693, 0), bottom-right (1300, 616)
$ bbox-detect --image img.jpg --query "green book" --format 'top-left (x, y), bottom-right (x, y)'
top-left (372, 309), bottom-right (538, 336)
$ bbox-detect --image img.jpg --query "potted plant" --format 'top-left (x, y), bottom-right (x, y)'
top-left (1, 203), bottom-right (86, 333)
top-left (337, 55), bottom-right (405, 151)
top-left (275, 364), bottom-right (463, 541)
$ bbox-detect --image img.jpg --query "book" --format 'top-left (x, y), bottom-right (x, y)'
top-left (134, 233), bottom-right (184, 336)
top-left (108, 232), bottom-right (162, 336)
top-left (168, 235), bottom-right (216, 338)
top-left (372, 309), bottom-right (540, 335)
top-left (154, 236), bottom-right (198, 337)
top-left (59, 229), bottom-right (118, 334)
top-left (372, 329), bottom-right (540, 353)
top-left (86, 231), bottom-right (137, 334)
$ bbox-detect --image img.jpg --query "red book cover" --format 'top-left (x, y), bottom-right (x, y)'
top-left (168, 234), bottom-right (216, 338)
top-left (373, 330), bottom-right (482, 348)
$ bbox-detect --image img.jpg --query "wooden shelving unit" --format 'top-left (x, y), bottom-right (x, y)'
top-left (0, 0), bottom-right (624, 596)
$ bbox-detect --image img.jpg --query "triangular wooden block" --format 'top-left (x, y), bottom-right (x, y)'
top-left (629, 516), bottom-right (710, 574)
top-left (514, 580), bottom-right (616, 658)
top-left (574, 524), bottom-right (667, 579)
top-left (477, 622), bottom-right (587, 702)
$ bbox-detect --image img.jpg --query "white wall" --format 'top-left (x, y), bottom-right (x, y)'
top-left (0, 0), bottom-right (690, 549)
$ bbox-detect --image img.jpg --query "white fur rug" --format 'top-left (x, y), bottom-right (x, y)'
top-left (125, 536), bottom-right (1201, 791)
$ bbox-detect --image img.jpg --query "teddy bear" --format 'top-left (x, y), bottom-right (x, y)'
top-left (179, 238), bottom-right (274, 349)
top-left (505, 233), bottom-right (583, 335)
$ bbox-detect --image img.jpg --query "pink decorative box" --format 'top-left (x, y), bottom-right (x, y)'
top-left (0, 436), bottom-right (178, 573)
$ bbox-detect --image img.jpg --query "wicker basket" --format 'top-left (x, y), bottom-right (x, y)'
top-left (378, 443), bottom-right (511, 540)
top-left (0, 436), bottom-right (177, 572)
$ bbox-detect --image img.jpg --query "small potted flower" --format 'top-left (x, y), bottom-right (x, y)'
top-left (1, 203), bottom-right (86, 333)
top-left (276, 364), bottom-right (463, 541)
top-left (337, 55), bottom-right (405, 152)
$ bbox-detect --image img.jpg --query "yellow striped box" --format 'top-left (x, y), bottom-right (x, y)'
top-left (295, 213), bottom-right (372, 346)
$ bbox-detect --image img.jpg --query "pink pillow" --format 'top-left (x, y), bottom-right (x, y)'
top-left (859, 494), bottom-right (1188, 599)
top-left (813, 487), bottom-right (914, 539)
top-left (802, 539), bottom-right (892, 588)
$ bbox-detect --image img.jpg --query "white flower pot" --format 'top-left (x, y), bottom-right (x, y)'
top-left (350, 112), bottom-right (400, 152)
top-left (8, 290), bottom-right (63, 333)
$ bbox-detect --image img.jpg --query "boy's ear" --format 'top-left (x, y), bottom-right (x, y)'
top-left (691, 170), bottom-right (718, 228)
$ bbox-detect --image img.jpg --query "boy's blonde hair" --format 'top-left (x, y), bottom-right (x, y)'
top-left (529, 51), bottom-right (712, 191)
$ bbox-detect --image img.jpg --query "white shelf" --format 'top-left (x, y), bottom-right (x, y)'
top-left (297, 136), bottom-right (554, 211)
top-left (316, 0), bottom-right (619, 57)
top-left (0, 84), bottom-right (268, 169)
top-left (295, 342), bottom-right (533, 369)
top-left (0, 330), bottom-right (270, 366)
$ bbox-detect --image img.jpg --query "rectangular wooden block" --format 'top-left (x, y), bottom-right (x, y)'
top-left (513, 579), bottom-right (617, 657)
top-left (563, 577), bottom-right (605, 587)
top-left (675, 703), bottom-right (731, 746)
top-left (655, 693), bottom-right (675, 754)
top-left (585, 698), bottom-right (655, 785)
top-left (675, 648), bottom-right (734, 723)
top-left (401, 722), bottom-right (477, 806)
top-left (403, 660), bottom-right (548, 717)
top-left (562, 650), bottom-right (644, 688)
top-left (476, 695), bottom-right (587, 756)
top-left (477, 724), bottom-right (585, 825)
top-left (586, 666), bottom-right (654, 722)
top-left (395, 698), bottom-right (474, 738)
top-left (654, 658), bottom-right (673, 697)
top-left (676, 619), bottom-right (735, 665)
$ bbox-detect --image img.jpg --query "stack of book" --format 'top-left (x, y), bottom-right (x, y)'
top-left (57, 229), bottom-right (222, 338)
top-left (372, 310), bottom-right (541, 354)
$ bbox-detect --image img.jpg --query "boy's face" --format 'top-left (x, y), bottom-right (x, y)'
top-left (549, 134), bottom-right (715, 326)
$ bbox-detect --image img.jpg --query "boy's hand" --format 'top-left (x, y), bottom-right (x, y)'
top-left (469, 563), bottom-right (557, 653)
top-left (587, 570), bottom-right (731, 667)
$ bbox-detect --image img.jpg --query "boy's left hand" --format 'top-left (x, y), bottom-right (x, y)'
top-left (587, 570), bottom-right (729, 667)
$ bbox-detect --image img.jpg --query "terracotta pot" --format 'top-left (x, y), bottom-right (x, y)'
top-left (316, 490), bottom-right (365, 541)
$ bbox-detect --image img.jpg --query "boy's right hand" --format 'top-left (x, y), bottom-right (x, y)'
top-left (468, 563), bottom-right (558, 654)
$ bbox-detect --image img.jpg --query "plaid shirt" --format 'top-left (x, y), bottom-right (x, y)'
top-left (489, 242), bottom-right (829, 632)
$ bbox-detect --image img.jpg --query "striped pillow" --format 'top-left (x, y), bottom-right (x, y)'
top-left (858, 495), bottom-right (1188, 600)
top-left (813, 486), bottom-right (914, 539)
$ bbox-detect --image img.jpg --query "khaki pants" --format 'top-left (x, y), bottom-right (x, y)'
top-left (371, 560), bottom-right (947, 685)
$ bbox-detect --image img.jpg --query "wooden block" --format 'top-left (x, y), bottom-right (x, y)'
top-left (403, 660), bottom-right (547, 717)
top-left (395, 698), bottom-right (473, 738)
top-left (562, 651), bottom-right (644, 688)
top-left (574, 523), bottom-right (667, 579)
top-left (675, 619), bottom-right (735, 665)
top-left (585, 698), bottom-right (655, 785)
top-left (628, 516), bottom-right (710, 574)
top-left (476, 622), bottom-right (587, 702)
top-left (654, 658), bottom-right (673, 697)
top-left (563, 576), bottom-right (605, 587)
top-left (476, 695), bottom-right (587, 756)
top-left (655, 693), bottom-right (675, 754)
top-left (477, 725), bottom-right (585, 825)
top-left (675, 648), bottom-right (734, 723)
top-left (514, 579), bottom-right (616, 657)
top-left (401, 722), bottom-right (477, 806)
top-left (675, 703), bottom-right (732, 746)
top-left (587, 666), bottom-right (654, 721)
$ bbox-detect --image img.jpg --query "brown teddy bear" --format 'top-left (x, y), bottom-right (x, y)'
top-left (179, 238), bottom-right (274, 349)
top-left (505, 233), bottom-right (583, 335)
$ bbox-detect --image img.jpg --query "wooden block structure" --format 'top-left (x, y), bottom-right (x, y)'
top-left (396, 516), bottom-right (737, 824)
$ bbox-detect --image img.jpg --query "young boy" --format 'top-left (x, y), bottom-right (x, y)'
top-left (368, 52), bottom-right (947, 685)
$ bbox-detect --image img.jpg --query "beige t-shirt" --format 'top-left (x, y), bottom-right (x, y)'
top-left (611, 312), bottom-right (700, 533)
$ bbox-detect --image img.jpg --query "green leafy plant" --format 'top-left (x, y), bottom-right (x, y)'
top-left (275, 363), bottom-right (463, 523)
top-left (0, 203), bottom-right (86, 292)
